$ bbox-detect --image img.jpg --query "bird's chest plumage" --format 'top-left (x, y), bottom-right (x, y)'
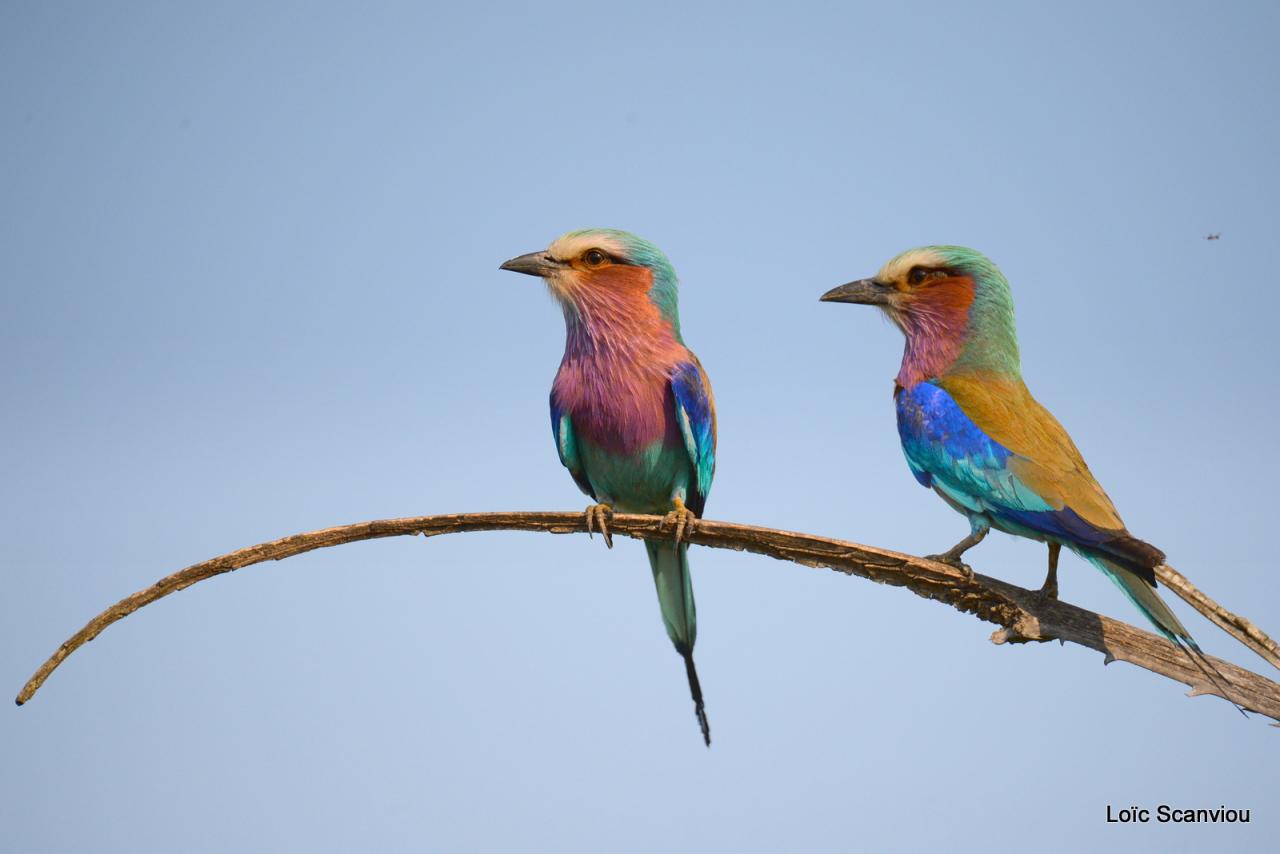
top-left (549, 300), bottom-right (694, 510)
top-left (553, 358), bottom-right (678, 456)
top-left (551, 355), bottom-right (688, 512)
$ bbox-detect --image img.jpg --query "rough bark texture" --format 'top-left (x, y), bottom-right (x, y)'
top-left (16, 511), bottom-right (1280, 722)
top-left (1156, 563), bottom-right (1280, 670)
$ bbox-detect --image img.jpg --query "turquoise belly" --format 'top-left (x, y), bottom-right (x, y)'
top-left (579, 439), bottom-right (691, 514)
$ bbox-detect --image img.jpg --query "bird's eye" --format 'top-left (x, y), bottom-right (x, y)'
top-left (908, 267), bottom-right (928, 285)
top-left (583, 249), bottom-right (608, 267)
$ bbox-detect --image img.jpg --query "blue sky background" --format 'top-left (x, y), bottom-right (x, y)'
top-left (3, 2), bottom-right (1278, 850)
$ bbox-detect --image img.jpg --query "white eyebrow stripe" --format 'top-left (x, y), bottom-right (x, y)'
top-left (879, 248), bottom-right (948, 282)
top-left (546, 232), bottom-right (629, 263)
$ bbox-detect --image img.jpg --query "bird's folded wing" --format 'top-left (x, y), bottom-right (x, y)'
top-left (550, 400), bottom-right (596, 500)
top-left (900, 375), bottom-right (1143, 564)
top-left (898, 380), bottom-right (1056, 517)
top-left (670, 359), bottom-right (716, 515)
top-left (935, 373), bottom-right (1127, 533)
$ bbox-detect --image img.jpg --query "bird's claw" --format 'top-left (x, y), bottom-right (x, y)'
top-left (926, 552), bottom-right (975, 581)
top-left (663, 497), bottom-right (696, 546)
top-left (1036, 581), bottom-right (1059, 601)
top-left (584, 503), bottom-right (614, 549)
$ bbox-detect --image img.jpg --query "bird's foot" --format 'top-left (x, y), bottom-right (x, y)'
top-left (926, 551), bottom-right (975, 581)
top-left (1036, 579), bottom-right (1059, 601)
top-left (584, 503), bottom-right (614, 549)
top-left (662, 497), bottom-right (697, 546)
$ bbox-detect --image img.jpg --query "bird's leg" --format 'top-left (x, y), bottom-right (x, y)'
top-left (1038, 542), bottom-right (1061, 600)
top-left (925, 520), bottom-right (990, 580)
top-left (584, 503), bottom-right (614, 549)
top-left (662, 496), bottom-right (697, 546)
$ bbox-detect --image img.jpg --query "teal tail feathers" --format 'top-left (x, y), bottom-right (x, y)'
top-left (646, 540), bottom-right (710, 745)
top-left (1084, 552), bottom-right (1190, 642)
top-left (1084, 550), bottom-right (1245, 716)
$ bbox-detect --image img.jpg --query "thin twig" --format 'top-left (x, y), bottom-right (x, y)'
top-left (1157, 563), bottom-right (1280, 670)
top-left (16, 511), bottom-right (1280, 722)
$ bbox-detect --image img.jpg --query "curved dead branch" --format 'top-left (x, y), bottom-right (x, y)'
top-left (15, 511), bottom-right (1280, 722)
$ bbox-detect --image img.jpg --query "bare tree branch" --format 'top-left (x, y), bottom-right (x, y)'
top-left (16, 511), bottom-right (1280, 722)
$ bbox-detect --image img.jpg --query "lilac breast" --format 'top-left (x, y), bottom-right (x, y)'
top-left (552, 359), bottom-right (680, 456)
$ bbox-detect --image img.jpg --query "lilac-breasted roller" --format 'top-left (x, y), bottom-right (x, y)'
top-left (501, 229), bottom-right (717, 744)
top-left (820, 246), bottom-right (1238, 703)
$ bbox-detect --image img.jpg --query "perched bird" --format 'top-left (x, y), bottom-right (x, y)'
top-left (500, 229), bottom-right (717, 744)
top-left (820, 246), bottom-right (1236, 701)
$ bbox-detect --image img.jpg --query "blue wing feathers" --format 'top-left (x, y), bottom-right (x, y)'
top-left (670, 362), bottom-right (715, 515)
top-left (907, 461), bottom-right (933, 488)
top-left (550, 396), bottom-right (595, 500)
top-left (897, 382), bottom-right (1123, 551)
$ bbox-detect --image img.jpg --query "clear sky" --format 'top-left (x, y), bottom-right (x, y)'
top-left (3, 2), bottom-right (1278, 851)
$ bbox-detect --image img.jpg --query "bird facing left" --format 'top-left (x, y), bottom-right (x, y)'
top-left (500, 228), bottom-right (718, 745)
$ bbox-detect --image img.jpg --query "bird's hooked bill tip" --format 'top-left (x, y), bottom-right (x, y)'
top-left (499, 251), bottom-right (562, 277)
top-left (819, 278), bottom-right (891, 305)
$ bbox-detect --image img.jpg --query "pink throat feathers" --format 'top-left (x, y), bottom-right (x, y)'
top-left (552, 281), bottom-right (688, 455)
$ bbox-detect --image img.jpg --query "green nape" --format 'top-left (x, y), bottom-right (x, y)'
top-left (932, 245), bottom-right (1022, 377)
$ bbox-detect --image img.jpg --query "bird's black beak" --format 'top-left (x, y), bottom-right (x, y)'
top-left (499, 251), bottom-right (564, 278)
top-left (819, 278), bottom-right (893, 305)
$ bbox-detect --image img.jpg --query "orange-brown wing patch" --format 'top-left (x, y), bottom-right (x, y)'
top-left (937, 373), bottom-right (1126, 532)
